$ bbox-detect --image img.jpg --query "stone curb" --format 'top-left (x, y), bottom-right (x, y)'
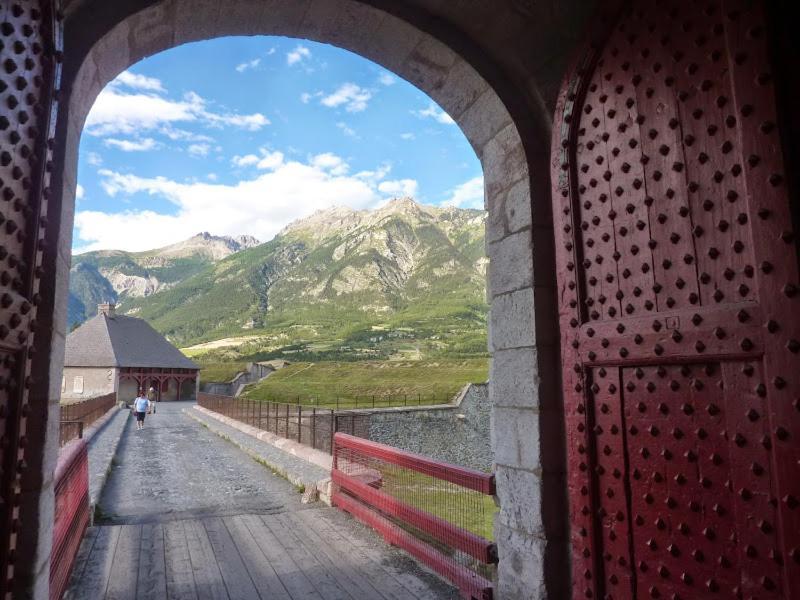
top-left (82, 404), bottom-right (124, 445)
top-left (85, 408), bottom-right (130, 523)
top-left (184, 406), bottom-right (333, 505)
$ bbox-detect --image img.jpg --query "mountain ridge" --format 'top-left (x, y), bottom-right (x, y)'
top-left (69, 199), bottom-right (488, 361)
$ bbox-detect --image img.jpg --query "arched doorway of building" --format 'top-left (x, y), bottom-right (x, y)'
top-left (9, 1), bottom-right (571, 597)
top-left (6, 1), bottom-right (798, 598)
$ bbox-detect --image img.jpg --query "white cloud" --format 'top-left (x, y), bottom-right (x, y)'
top-left (231, 149), bottom-right (284, 170)
top-left (111, 70), bottom-right (165, 93)
top-left (336, 122), bottom-right (358, 138)
top-left (235, 58), bottom-right (261, 73)
top-left (415, 102), bottom-right (456, 125)
top-left (267, 48), bottom-right (276, 56)
top-left (378, 179), bottom-right (418, 198)
top-left (287, 45), bottom-right (311, 66)
top-left (207, 173), bottom-right (218, 181)
top-left (76, 184), bottom-right (85, 200)
top-left (188, 143), bottom-right (211, 157)
top-left (300, 92), bottom-right (312, 104)
top-left (378, 72), bottom-right (396, 86)
top-left (232, 154), bottom-right (260, 167)
top-left (76, 154), bottom-right (394, 252)
top-left (85, 88), bottom-right (269, 136)
top-left (103, 137), bottom-right (158, 152)
top-left (87, 152), bottom-right (103, 166)
top-left (442, 176), bottom-right (484, 209)
top-left (158, 127), bottom-right (214, 143)
top-left (321, 83), bottom-right (372, 113)
top-left (311, 152), bottom-right (348, 176)
top-left (400, 132), bottom-right (415, 141)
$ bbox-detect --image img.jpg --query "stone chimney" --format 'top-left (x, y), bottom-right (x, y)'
top-left (97, 302), bottom-right (115, 316)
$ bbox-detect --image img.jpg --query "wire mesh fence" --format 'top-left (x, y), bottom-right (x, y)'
top-left (332, 432), bottom-right (497, 599)
top-left (243, 392), bottom-right (453, 410)
top-left (59, 392), bottom-right (117, 446)
top-left (197, 393), bottom-right (371, 454)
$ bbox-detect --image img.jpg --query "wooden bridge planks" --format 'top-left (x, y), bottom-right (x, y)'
top-left (65, 509), bottom-right (454, 599)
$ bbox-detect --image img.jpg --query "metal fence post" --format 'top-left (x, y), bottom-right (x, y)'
top-left (297, 405), bottom-right (302, 443)
top-left (311, 408), bottom-right (316, 450)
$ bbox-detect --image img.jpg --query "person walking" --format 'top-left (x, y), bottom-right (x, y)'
top-left (147, 385), bottom-right (157, 413)
top-left (133, 391), bottom-right (150, 430)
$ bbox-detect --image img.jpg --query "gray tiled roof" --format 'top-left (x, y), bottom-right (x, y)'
top-left (65, 313), bottom-right (199, 369)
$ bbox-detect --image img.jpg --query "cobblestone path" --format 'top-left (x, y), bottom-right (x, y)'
top-left (65, 402), bottom-right (457, 600)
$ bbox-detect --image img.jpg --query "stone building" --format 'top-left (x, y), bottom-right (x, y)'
top-left (62, 303), bottom-right (200, 403)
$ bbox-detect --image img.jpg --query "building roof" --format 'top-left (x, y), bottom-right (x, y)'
top-left (65, 311), bottom-right (199, 370)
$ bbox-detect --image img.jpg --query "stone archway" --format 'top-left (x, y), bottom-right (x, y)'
top-left (14, 1), bottom-right (588, 597)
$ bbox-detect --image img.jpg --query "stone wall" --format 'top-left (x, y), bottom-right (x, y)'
top-left (201, 362), bottom-right (274, 397)
top-left (365, 383), bottom-right (491, 471)
top-left (60, 367), bottom-right (117, 401)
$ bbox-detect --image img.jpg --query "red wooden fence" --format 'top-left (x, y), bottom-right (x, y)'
top-left (332, 433), bottom-right (496, 599)
top-left (49, 439), bottom-right (90, 600)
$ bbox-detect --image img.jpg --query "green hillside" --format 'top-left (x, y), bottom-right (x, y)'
top-left (242, 359), bottom-right (489, 407)
top-left (71, 199), bottom-right (489, 362)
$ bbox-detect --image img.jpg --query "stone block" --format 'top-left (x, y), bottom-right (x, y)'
top-left (126, 5), bottom-right (177, 65)
top-left (505, 177), bottom-right (532, 235)
top-left (46, 332), bottom-right (67, 401)
top-left (432, 57), bottom-right (489, 122)
top-left (490, 347), bottom-right (539, 409)
top-left (68, 55), bottom-right (101, 132)
top-left (459, 87), bottom-right (512, 154)
top-left (402, 36), bottom-right (458, 98)
top-left (492, 406), bottom-right (540, 470)
top-left (489, 287), bottom-right (536, 351)
top-left (302, 0), bottom-right (387, 58)
top-left (488, 229), bottom-right (533, 296)
top-left (485, 189), bottom-right (507, 245)
top-left (173, 0), bottom-right (222, 45)
top-left (357, 13), bottom-right (422, 76)
top-left (90, 20), bottom-right (131, 86)
top-left (495, 465), bottom-right (544, 536)
top-left (494, 519), bottom-right (548, 600)
top-left (482, 124), bottom-right (529, 201)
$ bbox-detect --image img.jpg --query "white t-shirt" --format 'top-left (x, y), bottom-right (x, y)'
top-left (134, 396), bottom-right (149, 412)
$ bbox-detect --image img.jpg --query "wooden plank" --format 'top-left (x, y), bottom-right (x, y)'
top-left (260, 513), bottom-right (353, 600)
top-left (201, 517), bottom-right (259, 600)
top-left (305, 510), bottom-right (442, 599)
top-left (65, 525), bottom-right (100, 588)
top-left (137, 523), bottom-right (168, 600)
top-left (286, 511), bottom-right (407, 600)
top-left (223, 515), bottom-right (293, 600)
top-left (183, 519), bottom-right (228, 600)
top-left (238, 514), bottom-right (323, 600)
top-left (67, 525), bottom-right (121, 600)
top-left (164, 520), bottom-right (199, 600)
top-left (106, 524), bottom-right (142, 600)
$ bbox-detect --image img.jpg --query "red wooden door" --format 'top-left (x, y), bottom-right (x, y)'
top-left (551, 1), bottom-right (799, 598)
top-left (0, 0), bottom-right (61, 595)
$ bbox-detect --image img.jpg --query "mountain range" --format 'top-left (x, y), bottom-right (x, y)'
top-left (69, 198), bottom-right (488, 361)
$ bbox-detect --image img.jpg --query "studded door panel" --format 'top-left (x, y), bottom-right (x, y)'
top-left (551, 1), bottom-right (800, 598)
top-left (0, 0), bottom-right (61, 595)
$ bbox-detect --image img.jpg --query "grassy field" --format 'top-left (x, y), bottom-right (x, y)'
top-left (242, 358), bottom-right (489, 407)
top-left (197, 362), bottom-right (248, 385)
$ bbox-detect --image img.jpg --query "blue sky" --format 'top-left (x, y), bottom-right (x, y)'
top-left (74, 36), bottom-right (483, 252)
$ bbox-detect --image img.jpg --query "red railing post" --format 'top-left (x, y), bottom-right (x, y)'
top-left (330, 432), bottom-right (497, 599)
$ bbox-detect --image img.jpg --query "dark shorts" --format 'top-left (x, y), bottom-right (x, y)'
top-left (135, 411), bottom-right (146, 422)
